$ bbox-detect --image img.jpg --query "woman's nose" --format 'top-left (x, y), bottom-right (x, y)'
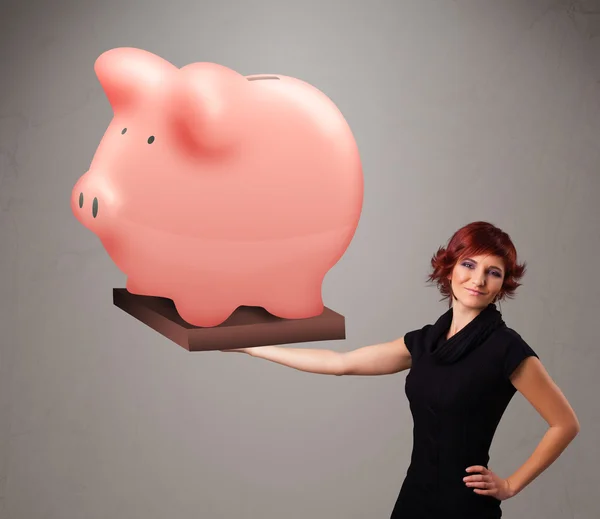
top-left (473, 272), bottom-right (486, 285)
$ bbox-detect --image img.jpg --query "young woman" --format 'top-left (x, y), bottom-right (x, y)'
top-left (223, 221), bottom-right (580, 518)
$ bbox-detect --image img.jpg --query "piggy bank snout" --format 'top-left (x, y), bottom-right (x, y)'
top-left (71, 172), bottom-right (113, 230)
top-left (74, 187), bottom-right (99, 218)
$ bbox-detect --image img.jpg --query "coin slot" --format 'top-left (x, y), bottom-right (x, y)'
top-left (246, 76), bottom-right (280, 81)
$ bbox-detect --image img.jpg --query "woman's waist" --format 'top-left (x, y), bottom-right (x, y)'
top-left (410, 441), bottom-right (491, 466)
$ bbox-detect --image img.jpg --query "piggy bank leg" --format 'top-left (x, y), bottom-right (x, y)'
top-left (126, 277), bottom-right (145, 295)
top-left (174, 293), bottom-right (237, 328)
top-left (126, 277), bottom-right (161, 297)
top-left (262, 274), bottom-right (325, 319)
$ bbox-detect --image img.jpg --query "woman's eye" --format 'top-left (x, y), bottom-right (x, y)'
top-left (490, 271), bottom-right (502, 277)
top-left (462, 262), bottom-right (474, 269)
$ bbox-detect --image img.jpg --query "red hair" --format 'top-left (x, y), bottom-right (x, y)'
top-left (428, 221), bottom-right (526, 304)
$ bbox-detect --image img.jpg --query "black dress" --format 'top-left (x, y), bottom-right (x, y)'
top-left (390, 311), bottom-right (539, 518)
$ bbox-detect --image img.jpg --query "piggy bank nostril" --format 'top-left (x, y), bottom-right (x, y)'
top-left (78, 192), bottom-right (84, 208)
top-left (92, 197), bottom-right (98, 218)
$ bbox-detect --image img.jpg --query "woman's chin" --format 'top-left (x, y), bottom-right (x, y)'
top-left (454, 298), bottom-right (493, 310)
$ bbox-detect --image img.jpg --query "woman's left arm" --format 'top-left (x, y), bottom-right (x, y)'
top-left (504, 356), bottom-right (580, 497)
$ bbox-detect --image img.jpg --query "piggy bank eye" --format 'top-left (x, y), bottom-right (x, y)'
top-left (147, 136), bottom-right (155, 144)
top-left (121, 128), bottom-right (127, 134)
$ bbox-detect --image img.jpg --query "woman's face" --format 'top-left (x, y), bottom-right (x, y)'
top-left (448, 254), bottom-right (505, 310)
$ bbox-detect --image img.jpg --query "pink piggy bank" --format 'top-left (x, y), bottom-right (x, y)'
top-left (71, 47), bottom-right (363, 327)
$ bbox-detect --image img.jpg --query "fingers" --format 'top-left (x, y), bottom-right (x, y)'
top-left (463, 473), bottom-right (490, 483)
top-left (464, 471), bottom-right (495, 492)
top-left (465, 480), bottom-right (490, 489)
top-left (464, 466), bottom-right (507, 501)
top-left (464, 474), bottom-right (485, 481)
top-left (465, 465), bottom-right (487, 473)
top-left (464, 475), bottom-right (492, 486)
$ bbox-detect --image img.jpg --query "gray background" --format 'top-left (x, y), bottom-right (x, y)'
top-left (1, 0), bottom-right (599, 518)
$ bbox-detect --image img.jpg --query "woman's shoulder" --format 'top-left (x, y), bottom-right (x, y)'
top-left (491, 325), bottom-right (540, 377)
top-left (492, 325), bottom-right (533, 350)
top-left (403, 323), bottom-right (434, 354)
top-left (493, 325), bottom-right (527, 344)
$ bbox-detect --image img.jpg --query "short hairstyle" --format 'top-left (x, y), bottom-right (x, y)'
top-left (428, 221), bottom-right (526, 304)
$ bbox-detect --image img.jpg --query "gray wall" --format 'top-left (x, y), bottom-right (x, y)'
top-left (1, 0), bottom-right (599, 518)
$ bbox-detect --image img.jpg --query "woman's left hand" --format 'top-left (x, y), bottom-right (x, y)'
top-left (463, 465), bottom-right (515, 501)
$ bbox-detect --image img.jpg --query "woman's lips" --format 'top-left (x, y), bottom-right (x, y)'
top-left (465, 288), bottom-right (484, 296)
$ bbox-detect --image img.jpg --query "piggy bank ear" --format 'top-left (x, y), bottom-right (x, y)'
top-left (171, 63), bottom-right (247, 154)
top-left (94, 47), bottom-right (175, 111)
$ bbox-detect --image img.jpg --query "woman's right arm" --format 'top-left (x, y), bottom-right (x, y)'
top-left (222, 337), bottom-right (412, 376)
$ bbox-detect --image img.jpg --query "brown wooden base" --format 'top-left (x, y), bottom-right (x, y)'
top-left (112, 288), bottom-right (346, 351)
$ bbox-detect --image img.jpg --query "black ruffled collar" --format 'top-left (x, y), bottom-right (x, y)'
top-left (426, 303), bottom-right (506, 364)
